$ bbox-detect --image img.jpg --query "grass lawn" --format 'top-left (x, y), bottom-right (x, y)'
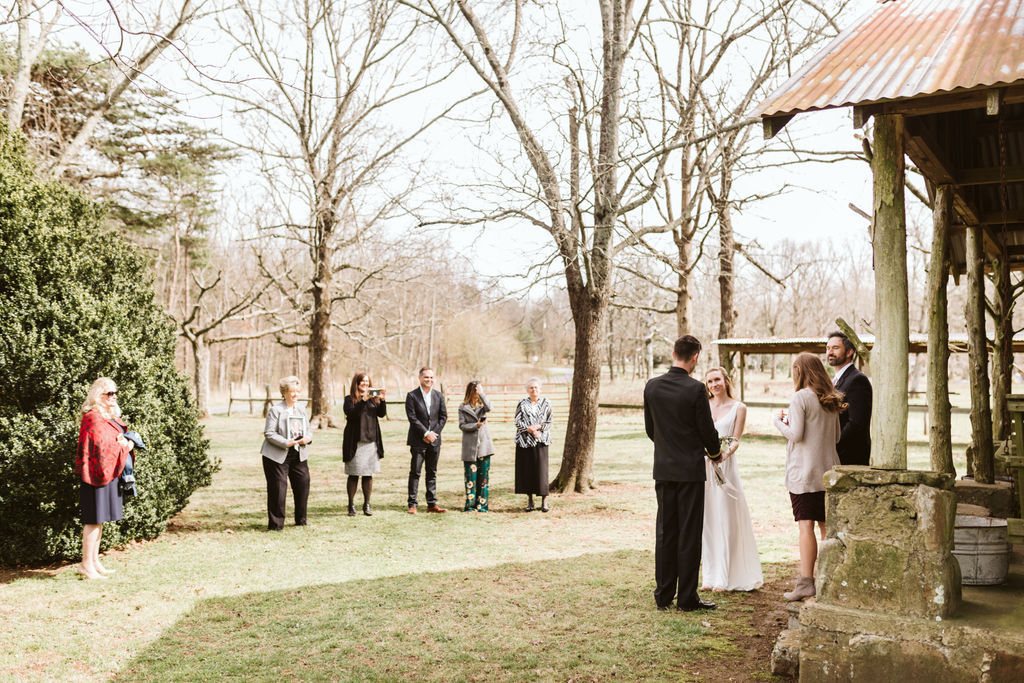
top-left (0, 408), bottom-right (966, 681)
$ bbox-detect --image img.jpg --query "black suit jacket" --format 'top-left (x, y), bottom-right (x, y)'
top-left (405, 388), bottom-right (447, 451)
top-left (835, 365), bottom-right (872, 466)
top-left (644, 367), bottom-right (721, 482)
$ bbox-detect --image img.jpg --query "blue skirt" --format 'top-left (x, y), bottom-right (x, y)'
top-left (80, 477), bottom-right (123, 524)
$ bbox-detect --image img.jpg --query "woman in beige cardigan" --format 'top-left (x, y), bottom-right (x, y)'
top-left (772, 353), bottom-right (845, 601)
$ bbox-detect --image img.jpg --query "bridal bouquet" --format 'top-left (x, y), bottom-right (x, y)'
top-left (710, 436), bottom-right (739, 499)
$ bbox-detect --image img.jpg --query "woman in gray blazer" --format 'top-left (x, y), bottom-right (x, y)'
top-left (260, 376), bottom-right (312, 530)
top-left (458, 381), bottom-right (494, 511)
top-left (772, 353), bottom-right (844, 601)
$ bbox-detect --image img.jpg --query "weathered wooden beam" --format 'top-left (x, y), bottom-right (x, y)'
top-left (880, 84), bottom-right (1024, 117)
top-left (966, 225), bottom-right (995, 484)
top-left (870, 113), bottom-right (909, 470)
top-left (762, 114), bottom-right (794, 139)
top-left (927, 185), bottom-right (954, 475)
top-left (853, 105), bottom-right (881, 128)
top-left (987, 88), bottom-right (1004, 116)
top-left (957, 165), bottom-right (1024, 185)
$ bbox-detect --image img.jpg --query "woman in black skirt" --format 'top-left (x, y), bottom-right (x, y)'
top-left (75, 377), bottom-right (134, 579)
top-left (514, 378), bottom-right (553, 512)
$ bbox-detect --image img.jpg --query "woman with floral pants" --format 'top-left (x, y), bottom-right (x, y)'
top-left (458, 381), bottom-right (494, 511)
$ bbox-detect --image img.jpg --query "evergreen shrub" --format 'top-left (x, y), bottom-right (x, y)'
top-left (0, 123), bottom-right (217, 564)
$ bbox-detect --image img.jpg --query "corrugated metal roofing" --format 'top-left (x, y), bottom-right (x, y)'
top-left (759, 0), bottom-right (1024, 118)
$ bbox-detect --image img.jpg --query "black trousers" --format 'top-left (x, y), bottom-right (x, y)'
top-left (408, 446), bottom-right (440, 508)
top-left (654, 480), bottom-right (705, 608)
top-left (262, 450), bottom-right (310, 530)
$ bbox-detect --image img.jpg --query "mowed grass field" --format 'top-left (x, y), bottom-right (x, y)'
top-left (0, 406), bottom-right (964, 681)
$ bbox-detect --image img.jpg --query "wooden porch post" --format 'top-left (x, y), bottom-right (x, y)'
top-left (870, 114), bottom-right (909, 470)
top-left (966, 225), bottom-right (995, 483)
top-left (991, 250), bottom-right (1013, 441)
top-left (926, 185), bottom-right (953, 474)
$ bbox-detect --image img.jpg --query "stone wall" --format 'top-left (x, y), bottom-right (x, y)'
top-left (815, 467), bottom-right (960, 619)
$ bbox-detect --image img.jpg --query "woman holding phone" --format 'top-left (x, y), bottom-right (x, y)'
top-left (342, 373), bottom-right (387, 516)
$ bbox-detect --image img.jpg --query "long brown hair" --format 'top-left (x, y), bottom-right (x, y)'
top-left (463, 380), bottom-right (482, 407)
top-left (349, 372), bottom-right (371, 400)
top-left (704, 367), bottom-right (734, 399)
top-left (792, 353), bottom-right (847, 413)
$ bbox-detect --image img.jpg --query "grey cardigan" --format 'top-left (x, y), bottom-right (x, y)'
top-left (260, 401), bottom-right (312, 464)
top-left (772, 387), bottom-right (840, 494)
top-left (458, 393), bottom-right (494, 462)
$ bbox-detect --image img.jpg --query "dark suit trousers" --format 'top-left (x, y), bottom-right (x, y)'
top-left (408, 446), bottom-right (440, 507)
top-left (654, 480), bottom-right (705, 608)
top-left (263, 450), bottom-right (310, 530)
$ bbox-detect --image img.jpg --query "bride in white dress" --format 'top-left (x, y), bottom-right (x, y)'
top-left (700, 367), bottom-right (763, 591)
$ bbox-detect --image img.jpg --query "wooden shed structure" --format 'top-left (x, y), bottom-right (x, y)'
top-left (760, 0), bottom-right (1024, 483)
top-left (752, 1), bottom-right (1024, 676)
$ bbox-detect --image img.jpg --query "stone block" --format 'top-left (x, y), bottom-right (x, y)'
top-left (954, 479), bottom-right (1015, 518)
top-left (821, 473), bottom-right (959, 619)
top-left (797, 602), bottom-right (1024, 683)
top-left (771, 628), bottom-right (800, 678)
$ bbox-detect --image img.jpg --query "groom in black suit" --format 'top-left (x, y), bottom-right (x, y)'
top-left (405, 367), bottom-right (448, 514)
top-left (644, 335), bottom-right (722, 611)
top-left (826, 331), bottom-right (873, 466)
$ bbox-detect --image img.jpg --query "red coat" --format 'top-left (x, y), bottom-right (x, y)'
top-left (75, 410), bottom-right (131, 487)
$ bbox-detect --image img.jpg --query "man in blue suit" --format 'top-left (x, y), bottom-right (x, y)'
top-left (406, 367), bottom-right (448, 514)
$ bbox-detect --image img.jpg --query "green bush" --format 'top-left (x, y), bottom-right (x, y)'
top-left (0, 123), bottom-right (217, 565)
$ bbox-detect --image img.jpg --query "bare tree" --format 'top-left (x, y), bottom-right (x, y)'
top-left (212, 0), bottom-right (464, 427)
top-left (3, 0), bottom-right (203, 176)
top-left (400, 0), bottom-right (707, 491)
top-left (631, 0), bottom-right (853, 366)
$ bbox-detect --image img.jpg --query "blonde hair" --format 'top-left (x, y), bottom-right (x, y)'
top-left (279, 375), bottom-right (301, 397)
top-left (81, 377), bottom-right (120, 418)
top-left (704, 367), bottom-right (734, 399)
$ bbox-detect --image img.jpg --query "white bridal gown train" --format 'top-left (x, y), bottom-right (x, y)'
top-left (701, 403), bottom-right (764, 591)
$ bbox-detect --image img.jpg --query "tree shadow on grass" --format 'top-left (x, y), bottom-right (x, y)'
top-left (118, 549), bottom-right (782, 682)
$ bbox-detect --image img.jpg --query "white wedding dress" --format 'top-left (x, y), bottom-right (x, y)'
top-left (701, 403), bottom-right (763, 591)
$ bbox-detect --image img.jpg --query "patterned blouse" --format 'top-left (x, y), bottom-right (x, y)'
top-left (514, 397), bottom-right (553, 448)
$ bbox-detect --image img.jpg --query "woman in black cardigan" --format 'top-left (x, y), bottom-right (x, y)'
top-left (342, 373), bottom-right (387, 516)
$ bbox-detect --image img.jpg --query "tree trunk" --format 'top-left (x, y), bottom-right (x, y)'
top-left (551, 297), bottom-right (605, 493)
top-left (716, 185), bottom-right (735, 375)
top-left (308, 209), bottom-right (337, 428)
top-left (607, 310), bottom-right (615, 383)
top-left (869, 114), bottom-right (909, 470)
top-left (675, 233), bottom-right (691, 335)
top-left (191, 334), bottom-right (211, 419)
top-left (991, 251), bottom-right (1012, 440)
top-left (926, 185), bottom-right (953, 474)
top-left (966, 225), bottom-right (995, 483)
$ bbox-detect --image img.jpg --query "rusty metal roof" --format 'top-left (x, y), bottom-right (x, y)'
top-left (759, 0), bottom-right (1024, 118)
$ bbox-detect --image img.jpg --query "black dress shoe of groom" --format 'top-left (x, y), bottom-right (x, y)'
top-left (677, 598), bottom-right (717, 612)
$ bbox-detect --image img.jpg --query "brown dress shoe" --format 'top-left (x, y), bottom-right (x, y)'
top-left (407, 506), bottom-right (417, 514)
top-left (426, 504), bottom-right (447, 513)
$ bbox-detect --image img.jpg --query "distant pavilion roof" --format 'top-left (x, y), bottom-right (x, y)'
top-left (712, 334), bottom-right (1024, 355)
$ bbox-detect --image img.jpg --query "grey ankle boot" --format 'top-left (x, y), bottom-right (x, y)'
top-left (783, 576), bottom-right (816, 601)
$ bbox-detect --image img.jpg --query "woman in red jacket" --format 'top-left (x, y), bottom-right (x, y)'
top-left (75, 377), bottom-right (134, 579)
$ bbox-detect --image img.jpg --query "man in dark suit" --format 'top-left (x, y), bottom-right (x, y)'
top-left (406, 366), bottom-right (447, 514)
top-left (826, 331), bottom-right (873, 466)
top-left (643, 335), bottom-right (722, 611)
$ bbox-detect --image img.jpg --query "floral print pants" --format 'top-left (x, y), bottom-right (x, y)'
top-left (464, 456), bottom-right (491, 511)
